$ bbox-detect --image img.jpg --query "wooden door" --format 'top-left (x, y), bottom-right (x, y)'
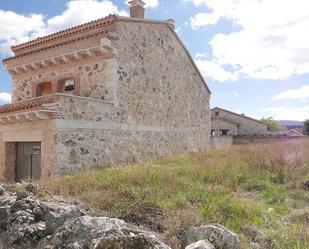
top-left (16, 142), bottom-right (41, 181)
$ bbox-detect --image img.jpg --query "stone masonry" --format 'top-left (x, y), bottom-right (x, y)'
top-left (0, 2), bottom-right (211, 181)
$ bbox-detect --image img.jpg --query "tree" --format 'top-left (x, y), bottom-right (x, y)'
top-left (304, 119), bottom-right (309, 135)
top-left (260, 117), bottom-right (281, 132)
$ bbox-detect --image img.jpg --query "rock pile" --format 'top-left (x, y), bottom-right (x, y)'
top-left (0, 184), bottom-right (241, 249)
top-left (0, 184), bottom-right (170, 249)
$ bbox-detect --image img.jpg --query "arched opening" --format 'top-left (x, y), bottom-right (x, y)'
top-left (37, 82), bottom-right (52, 97)
top-left (57, 78), bottom-right (75, 95)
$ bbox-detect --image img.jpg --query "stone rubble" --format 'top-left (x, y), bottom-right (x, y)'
top-left (0, 184), bottom-right (242, 249)
top-left (0, 184), bottom-right (171, 249)
top-left (185, 240), bottom-right (215, 249)
top-left (182, 224), bottom-right (240, 249)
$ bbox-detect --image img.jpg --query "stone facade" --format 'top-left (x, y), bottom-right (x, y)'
top-left (211, 107), bottom-right (267, 136)
top-left (0, 13), bottom-right (211, 181)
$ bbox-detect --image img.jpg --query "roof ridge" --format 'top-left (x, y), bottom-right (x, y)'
top-left (11, 14), bottom-right (117, 53)
top-left (211, 107), bottom-right (266, 125)
top-left (3, 30), bottom-right (109, 62)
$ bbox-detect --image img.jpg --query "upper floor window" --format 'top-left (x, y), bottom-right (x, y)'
top-left (215, 111), bottom-right (219, 116)
top-left (37, 82), bottom-right (52, 97)
top-left (156, 37), bottom-right (165, 48)
top-left (58, 78), bottom-right (75, 95)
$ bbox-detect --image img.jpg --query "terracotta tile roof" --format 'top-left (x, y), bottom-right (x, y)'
top-left (0, 94), bottom-right (61, 115)
top-left (3, 29), bottom-right (110, 62)
top-left (11, 14), bottom-right (117, 54)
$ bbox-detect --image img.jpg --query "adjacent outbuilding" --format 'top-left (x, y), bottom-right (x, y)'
top-left (211, 107), bottom-right (267, 136)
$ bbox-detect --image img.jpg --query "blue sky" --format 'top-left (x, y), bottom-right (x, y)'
top-left (0, 0), bottom-right (308, 121)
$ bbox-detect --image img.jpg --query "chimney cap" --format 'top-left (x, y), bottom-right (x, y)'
top-left (129, 0), bottom-right (146, 7)
top-left (129, 0), bottom-right (145, 19)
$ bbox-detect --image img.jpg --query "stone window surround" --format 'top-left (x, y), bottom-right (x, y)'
top-left (31, 73), bottom-right (81, 98)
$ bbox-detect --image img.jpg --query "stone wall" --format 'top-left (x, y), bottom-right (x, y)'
top-left (114, 20), bottom-right (210, 151)
top-left (210, 136), bottom-right (233, 149)
top-left (233, 136), bottom-right (309, 145)
top-left (211, 119), bottom-right (238, 135)
top-left (54, 123), bottom-right (188, 175)
top-left (11, 56), bottom-right (116, 102)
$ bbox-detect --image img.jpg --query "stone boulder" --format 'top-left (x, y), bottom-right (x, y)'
top-left (185, 240), bottom-right (215, 249)
top-left (0, 186), bottom-right (5, 196)
top-left (0, 186), bottom-right (171, 249)
top-left (36, 215), bottom-right (170, 249)
top-left (182, 224), bottom-right (240, 249)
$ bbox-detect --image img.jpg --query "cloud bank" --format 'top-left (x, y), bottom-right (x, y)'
top-left (0, 0), bottom-right (129, 56)
top-left (0, 92), bottom-right (11, 103)
top-left (188, 0), bottom-right (309, 81)
top-left (273, 85), bottom-right (309, 100)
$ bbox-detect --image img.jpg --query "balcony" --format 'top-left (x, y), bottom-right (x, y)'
top-left (0, 94), bottom-right (63, 124)
top-left (0, 93), bottom-right (114, 125)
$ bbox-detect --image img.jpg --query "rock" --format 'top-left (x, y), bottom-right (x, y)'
top-left (0, 206), bottom-right (10, 223)
top-left (37, 215), bottom-right (170, 249)
top-left (303, 180), bottom-right (309, 190)
top-left (183, 224), bottom-right (240, 249)
top-left (16, 191), bottom-right (29, 200)
top-left (0, 232), bottom-right (9, 249)
top-left (0, 186), bottom-right (5, 196)
top-left (185, 240), bottom-right (215, 249)
top-left (0, 190), bottom-right (170, 249)
top-left (92, 234), bottom-right (169, 249)
top-left (26, 183), bottom-right (38, 195)
top-left (44, 200), bottom-right (85, 234)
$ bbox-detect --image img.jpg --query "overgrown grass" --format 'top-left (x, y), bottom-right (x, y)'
top-left (40, 138), bottom-right (309, 249)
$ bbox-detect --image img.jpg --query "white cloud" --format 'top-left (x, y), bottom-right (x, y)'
top-left (0, 1), bottom-right (128, 56)
top-left (0, 92), bottom-right (11, 103)
top-left (195, 52), bottom-right (208, 59)
top-left (273, 85), bottom-right (309, 100)
top-left (187, 0), bottom-right (309, 81)
top-left (195, 59), bottom-right (238, 81)
top-left (262, 105), bottom-right (309, 121)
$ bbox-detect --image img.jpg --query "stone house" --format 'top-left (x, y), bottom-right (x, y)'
top-left (211, 107), bottom-right (267, 136)
top-left (0, 0), bottom-right (211, 182)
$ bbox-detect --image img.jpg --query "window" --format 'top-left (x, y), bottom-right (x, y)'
top-left (220, 129), bottom-right (229, 136)
top-left (211, 129), bottom-right (215, 136)
top-left (215, 111), bottom-right (219, 116)
top-left (58, 78), bottom-right (75, 94)
top-left (37, 82), bottom-right (52, 97)
top-left (64, 79), bottom-right (75, 91)
top-left (156, 37), bottom-right (165, 48)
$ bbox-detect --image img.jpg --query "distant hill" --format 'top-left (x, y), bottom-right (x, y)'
top-left (278, 120), bottom-right (304, 129)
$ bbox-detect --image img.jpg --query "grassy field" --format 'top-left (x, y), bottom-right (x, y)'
top-left (40, 139), bottom-right (309, 249)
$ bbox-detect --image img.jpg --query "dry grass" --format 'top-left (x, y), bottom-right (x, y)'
top-left (40, 138), bottom-right (309, 249)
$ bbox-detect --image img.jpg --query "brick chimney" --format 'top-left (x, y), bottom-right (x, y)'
top-left (129, 0), bottom-right (145, 19)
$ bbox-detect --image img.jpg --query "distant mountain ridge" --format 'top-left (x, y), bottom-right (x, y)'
top-left (278, 120), bottom-right (304, 128)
